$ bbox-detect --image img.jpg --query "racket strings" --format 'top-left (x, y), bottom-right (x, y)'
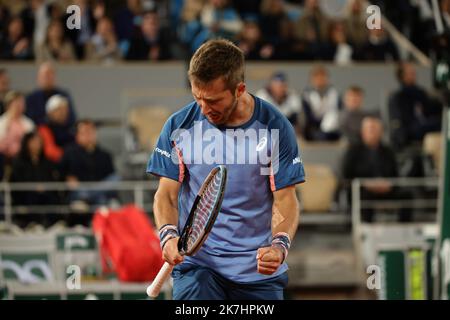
top-left (186, 172), bottom-right (223, 250)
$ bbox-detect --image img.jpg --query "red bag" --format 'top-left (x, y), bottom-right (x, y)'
top-left (92, 204), bottom-right (164, 282)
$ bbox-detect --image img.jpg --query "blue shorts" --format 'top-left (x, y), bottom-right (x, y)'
top-left (172, 263), bottom-right (288, 300)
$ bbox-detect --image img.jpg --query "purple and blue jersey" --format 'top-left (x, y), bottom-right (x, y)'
top-left (147, 95), bottom-right (305, 282)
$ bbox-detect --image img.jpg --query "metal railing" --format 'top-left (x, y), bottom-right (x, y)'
top-left (0, 180), bottom-right (160, 228)
top-left (351, 177), bottom-right (440, 283)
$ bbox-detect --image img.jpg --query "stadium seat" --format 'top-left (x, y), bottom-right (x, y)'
top-left (297, 163), bottom-right (338, 212)
top-left (127, 105), bottom-right (171, 152)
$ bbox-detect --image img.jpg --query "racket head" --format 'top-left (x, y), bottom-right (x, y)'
top-left (178, 165), bottom-right (227, 256)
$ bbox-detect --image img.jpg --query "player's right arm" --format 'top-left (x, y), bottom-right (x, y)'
top-left (153, 177), bottom-right (184, 266)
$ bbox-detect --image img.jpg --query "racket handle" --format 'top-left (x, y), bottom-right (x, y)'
top-left (146, 262), bottom-right (174, 298)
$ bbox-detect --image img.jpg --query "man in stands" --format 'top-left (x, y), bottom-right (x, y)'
top-left (26, 62), bottom-right (77, 126)
top-left (60, 119), bottom-right (118, 209)
top-left (388, 62), bottom-right (442, 150)
top-left (342, 116), bottom-right (411, 222)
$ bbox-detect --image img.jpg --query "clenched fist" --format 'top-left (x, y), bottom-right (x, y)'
top-left (256, 246), bottom-right (284, 275)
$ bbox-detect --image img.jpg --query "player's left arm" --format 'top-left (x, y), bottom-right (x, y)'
top-left (257, 185), bottom-right (300, 275)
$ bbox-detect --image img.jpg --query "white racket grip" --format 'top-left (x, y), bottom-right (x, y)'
top-left (146, 262), bottom-right (174, 298)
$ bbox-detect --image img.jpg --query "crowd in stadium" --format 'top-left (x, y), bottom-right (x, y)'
top-left (0, 0), bottom-right (448, 228)
top-left (1, 0), bottom-right (448, 64)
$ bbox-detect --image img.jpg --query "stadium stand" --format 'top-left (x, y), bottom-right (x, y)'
top-left (0, 0), bottom-right (449, 301)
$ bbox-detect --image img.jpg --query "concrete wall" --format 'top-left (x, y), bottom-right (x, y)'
top-left (1, 62), bottom-right (433, 119)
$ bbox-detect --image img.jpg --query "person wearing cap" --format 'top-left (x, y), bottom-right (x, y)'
top-left (255, 72), bottom-right (302, 130)
top-left (25, 62), bottom-right (77, 126)
top-left (0, 91), bottom-right (35, 159)
top-left (38, 94), bottom-right (75, 163)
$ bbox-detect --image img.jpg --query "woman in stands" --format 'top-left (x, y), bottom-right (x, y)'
top-left (9, 131), bottom-right (62, 228)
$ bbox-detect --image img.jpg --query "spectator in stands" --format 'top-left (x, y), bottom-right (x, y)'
top-left (0, 69), bottom-right (11, 115)
top-left (60, 119), bottom-right (118, 206)
top-left (178, 0), bottom-right (208, 54)
top-left (0, 16), bottom-right (33, 60)
top-left (339, 86), bottom-right (370, 145)
top-left (342, 116), bottom-right (410, 222)
top-left (343, 0), bottom-right (368, 52)
top-left (26, 62), bottom-right (77, 127)
top-left (86, 16), bottom-right (121, 63)
top-left (388, 62), bottom-right (442, 149)
top-left (48, 1), bottom-right (66, 22)
top-left (180, 0), bottom-right (207, 24)
top-left (237, 19), bottom-right (274, 60)
top-left (125, 10), bottom-right (172, 61)
top-left (232, 0), bottom-right (262, 20)
top-left (0, 91), bottom-right (35, 159)
top-left (301, 65), bottom-right (341, 141)
top-left (35, 19), bottom-right (76, 63)
top-left (324, 20), bottom-right (353, 65)
top-left (371, 0), bottom-right (414, 39)
top-left (293, 0), bottom-right (330, 60)
top-left (188, 0), bottom-right (243, 52)
top-left (0, 4), bottom-right (11, 38)
top-left (38, 95), bottom-right (75, 163)
top-left (355, 26), bottom-right (399, 62)
top-left (65, 0), bottom-right (97, 59)
top-left (407, 0), bottom-right (435, 56)
top-left (10, 131), bottom-right (61, 228)
top-left (20, 0), bottom-right (51, 52)
top-left (114, 0), bottom-right (144, 48)
top-left (256, 72), bottom-right (301, 129)
top-left (259, 0), bottom-right (292, 60)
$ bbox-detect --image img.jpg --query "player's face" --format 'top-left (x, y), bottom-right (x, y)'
top-left (191, 77), bottom-right (244, 125)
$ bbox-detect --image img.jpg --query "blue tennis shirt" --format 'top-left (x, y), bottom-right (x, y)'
top-left (147, 95), bottom-right (305, 282)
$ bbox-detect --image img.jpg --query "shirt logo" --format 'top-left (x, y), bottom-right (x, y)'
top-left (155, 147), bottom-right (171, 159)
top-left (256, 137), bottom-right (267, 152)
top-left (292, 156), bottom-right (302, 165)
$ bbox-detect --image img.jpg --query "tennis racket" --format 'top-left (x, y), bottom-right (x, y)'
top-left (146, 165), bottom-right (227, 298)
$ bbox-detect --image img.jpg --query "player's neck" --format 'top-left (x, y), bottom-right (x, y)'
top-left (224, 92), bottom-right (254, 127)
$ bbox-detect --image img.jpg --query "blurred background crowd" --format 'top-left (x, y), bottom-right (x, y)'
top-left (0, 0), bottom-right (448, 228)
top-left (0, 0), bottom-right (448, 64)
top-left (0, 0), bottom-right (449, 300)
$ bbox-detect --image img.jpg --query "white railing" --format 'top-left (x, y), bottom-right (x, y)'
top-left (0, 180), bottom-right (160, 227)
top-left (351, 177), bottom-right (440, 284)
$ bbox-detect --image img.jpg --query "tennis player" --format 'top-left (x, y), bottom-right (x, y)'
top-left (147, 39), bottom-right (305, 300)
